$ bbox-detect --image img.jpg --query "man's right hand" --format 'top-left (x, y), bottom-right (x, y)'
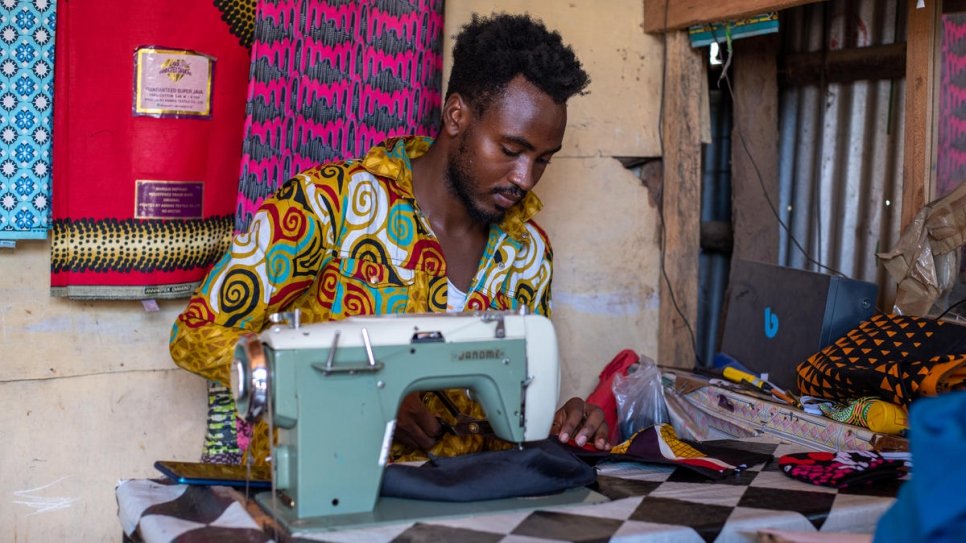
top-left (394, 392), bottom-right (443, 451)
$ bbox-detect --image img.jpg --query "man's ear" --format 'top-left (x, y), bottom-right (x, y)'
top-left (441, 93), bottom-right (470, 137)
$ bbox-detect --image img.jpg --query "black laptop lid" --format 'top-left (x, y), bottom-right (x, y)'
top-left (719, 260), bottom-right (877, 392)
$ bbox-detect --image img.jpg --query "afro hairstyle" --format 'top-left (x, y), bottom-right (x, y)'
top-left (446, 13), bottom-right (590, 115)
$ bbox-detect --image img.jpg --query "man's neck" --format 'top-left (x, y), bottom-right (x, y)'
top-left (410, 148), bottom-right (486, 238)
top-left (410, 146), bottom-right (490, 291)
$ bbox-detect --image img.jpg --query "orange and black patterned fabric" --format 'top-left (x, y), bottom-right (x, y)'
top-left (796, 313), bottom-right (966, 405)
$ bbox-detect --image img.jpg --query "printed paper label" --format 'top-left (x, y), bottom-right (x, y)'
top-left (134, 47), bottom-right (213, 117)
top-left (134, 180), bottom-right (203, 219)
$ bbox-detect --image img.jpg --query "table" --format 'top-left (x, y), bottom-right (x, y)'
top-left (116, 439), bottom-right (901, 543)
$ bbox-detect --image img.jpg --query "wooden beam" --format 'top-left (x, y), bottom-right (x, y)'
top-left (731, 35), bottom-right (780, 265)
top-left (658, 30), bottom-right (703, 369)
top-left (901, 0), bottom-right (939, 230)
top-left (643, 0), bottom-right (824, 33)
top-left (780, 43), bottom-right (907, 86)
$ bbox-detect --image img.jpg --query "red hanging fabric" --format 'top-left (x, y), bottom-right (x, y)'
top-left (50, 2), bottom-right (252, 299)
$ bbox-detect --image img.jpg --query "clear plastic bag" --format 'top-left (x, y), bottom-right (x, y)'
top-left (611, 355), bottom-right (669, 441)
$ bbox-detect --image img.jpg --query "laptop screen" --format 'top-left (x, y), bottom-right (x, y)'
top-left (719, 260), bottom-right (877, 392)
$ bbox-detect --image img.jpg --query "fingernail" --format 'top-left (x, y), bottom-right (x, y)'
top-left (576, 434), bottom-right (587, 447)
top-left (559, 432), bottom-right (570, 443)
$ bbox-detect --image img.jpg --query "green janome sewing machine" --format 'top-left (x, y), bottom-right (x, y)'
top-left (230, 311), bottom-right (596, 533)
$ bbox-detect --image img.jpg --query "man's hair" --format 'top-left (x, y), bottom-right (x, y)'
top-left (447, 13), bottom-right (590, 115)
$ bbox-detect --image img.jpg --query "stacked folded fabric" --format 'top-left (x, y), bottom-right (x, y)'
top-left (796, 313), bottom-right (966, 406)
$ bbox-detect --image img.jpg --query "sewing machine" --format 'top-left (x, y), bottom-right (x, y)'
top-left (230, 311), bottom-right (589, 532)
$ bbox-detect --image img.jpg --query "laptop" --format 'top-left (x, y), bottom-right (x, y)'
top-left (718, 259), bottom-right (878, 392)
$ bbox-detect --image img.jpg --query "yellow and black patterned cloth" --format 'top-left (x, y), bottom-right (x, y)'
top-left (170, 136), bottom-right (553, 464)
top-left (796, 313), bottom-right (966, 406)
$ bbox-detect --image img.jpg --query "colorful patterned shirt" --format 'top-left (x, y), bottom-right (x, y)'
top-left (170, 136), bottom-right (554, 461)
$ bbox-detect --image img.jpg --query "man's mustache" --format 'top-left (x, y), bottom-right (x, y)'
top-left (494, 186), bottom-right (526, 200)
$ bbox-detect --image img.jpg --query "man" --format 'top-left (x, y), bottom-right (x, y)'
top-left (170, 12), bottom-right (609, 465)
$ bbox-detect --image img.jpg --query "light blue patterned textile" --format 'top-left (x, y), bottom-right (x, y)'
top-left (0, 0), bottom-right (54, 240)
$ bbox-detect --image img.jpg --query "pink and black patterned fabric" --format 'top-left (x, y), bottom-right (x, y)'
top-left (779, 450), bottom-right (906, 489)
top-left (234, 0), bottom-right (444, 232)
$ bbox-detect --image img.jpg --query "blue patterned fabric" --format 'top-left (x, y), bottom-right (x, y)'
top-left (0, 0), bottom-right (54, 240)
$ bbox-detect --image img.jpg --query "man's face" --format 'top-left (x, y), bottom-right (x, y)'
top-left (445, 76), bottom-right (568, 225)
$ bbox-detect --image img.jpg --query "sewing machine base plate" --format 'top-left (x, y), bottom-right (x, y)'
top-left (255, 487), bottom-right (609, 535)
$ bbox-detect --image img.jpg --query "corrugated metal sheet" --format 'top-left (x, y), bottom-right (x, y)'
top-left (698, 0), bottom-right (907, 362)
top-left (778, 0), bottom-right (905, 303)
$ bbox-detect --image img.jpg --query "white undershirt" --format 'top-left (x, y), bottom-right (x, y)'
top-left (447, 280), bottom-right (467, 313)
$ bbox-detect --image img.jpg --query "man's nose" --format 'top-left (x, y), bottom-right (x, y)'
top-left (509, 160), bottom-right (537, 191)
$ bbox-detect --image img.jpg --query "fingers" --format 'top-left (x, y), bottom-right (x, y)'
top-left (551, 397), bottom-right (583, 444)
top-left (552, 398), bottom-right (611, 450)
top-left (395, 392), bottom-right (441, 451)
top-left (586, 407), bottom-right (611, 450)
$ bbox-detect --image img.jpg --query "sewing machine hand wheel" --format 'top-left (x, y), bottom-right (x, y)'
top-left (231, 333), bottom-right (269, 422)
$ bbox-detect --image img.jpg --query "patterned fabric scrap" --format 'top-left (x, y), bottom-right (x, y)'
top-left (819, 397), bottom-right (909, 435)
top-left (0, 0), bottom-right (55, 239)
top-left (200, 382), bottom-right (243, 465)
top-left (574, 424), bottom-right (773, 480)
top-left (779, 450), bottom-right (906, 489)
top-left (796, 313), bottom-right (966, 405)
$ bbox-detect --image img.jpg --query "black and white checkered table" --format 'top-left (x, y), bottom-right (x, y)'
top-left (117, 440), bottom-right (900, 543)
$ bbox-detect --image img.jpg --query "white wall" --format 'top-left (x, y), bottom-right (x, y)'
top-left (1, 241), bottom-right (206, 541)
top-left (1, 1), bottom-right (663, 540)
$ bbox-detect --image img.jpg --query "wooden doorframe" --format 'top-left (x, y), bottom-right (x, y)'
top-left (657, 30), bottom-right (704, 368)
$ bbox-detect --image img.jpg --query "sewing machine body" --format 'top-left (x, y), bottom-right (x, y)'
top-left (232, 312), bottom-right (561, 525)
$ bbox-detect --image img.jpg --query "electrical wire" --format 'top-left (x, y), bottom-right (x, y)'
top-left (934, 296), bottom-right (966, 321)
top-left (708, 22), bottom-right (846, 279)
top-left (723, 73), bottom-right (846, 278)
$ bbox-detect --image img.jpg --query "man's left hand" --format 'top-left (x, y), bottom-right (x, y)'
top-left (551, 397), bottom-right (610, 450)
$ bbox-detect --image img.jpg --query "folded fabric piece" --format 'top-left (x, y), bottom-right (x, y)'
top-left (380, 439), bottom-right (596, 502)
top-left (571, 424), bottom-right (773, 480)
top-left (796, 313), bottom-right (966, 405)
top-left (819, 397), bottom-right (909, 435)
top-left (778, 450), bottom-right (906, 489)
top-left (874, 391), bottom-right (966, 543)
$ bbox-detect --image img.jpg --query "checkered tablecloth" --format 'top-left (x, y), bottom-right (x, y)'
top-left (117, 440), bottom-right (900, 543)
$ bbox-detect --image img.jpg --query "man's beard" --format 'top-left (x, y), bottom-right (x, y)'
top-left (445, 138), bottom-right (523, 225)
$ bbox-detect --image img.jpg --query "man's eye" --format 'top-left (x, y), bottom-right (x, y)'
top-left (501, 147), bottom-right (521, 157)
top-left (537, 156), bottom-right (553, 165)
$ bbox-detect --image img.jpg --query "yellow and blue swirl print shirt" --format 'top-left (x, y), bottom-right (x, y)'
top-left (170, 136), bottom-right (553, 461)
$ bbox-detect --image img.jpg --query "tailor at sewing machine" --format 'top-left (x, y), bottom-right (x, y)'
top-left (230, 310), bottom-right (567, 530)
